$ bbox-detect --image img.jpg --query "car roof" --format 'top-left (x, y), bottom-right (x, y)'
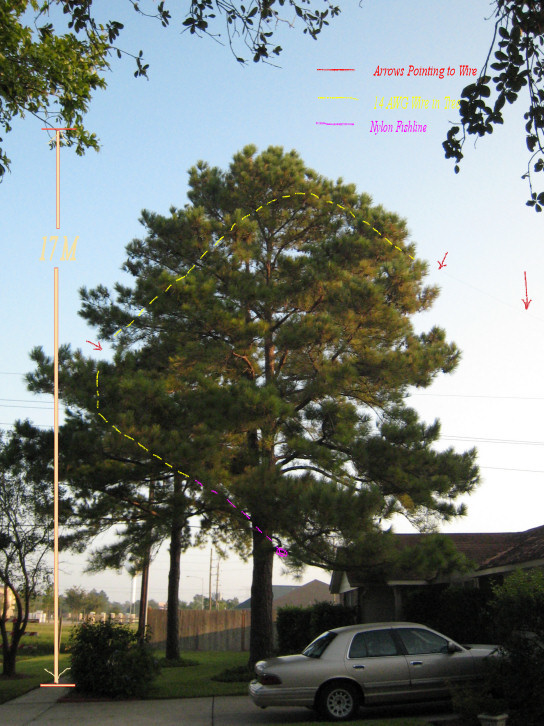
top-left (328, 622), bottom-right (432, 635)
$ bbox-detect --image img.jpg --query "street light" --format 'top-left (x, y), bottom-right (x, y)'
top-left (186, 576), bottom-right (204, 610)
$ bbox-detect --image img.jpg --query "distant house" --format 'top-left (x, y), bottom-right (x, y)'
top-left (236, 579), bottom-right (338, 612)
top-left (0, 585), bottom-right (15, 619)
top-left (329, 524), bottom-right (544, 623)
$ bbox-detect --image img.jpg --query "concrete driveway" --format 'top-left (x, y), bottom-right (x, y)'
top-left (0, 685), bottom-right (457, 725)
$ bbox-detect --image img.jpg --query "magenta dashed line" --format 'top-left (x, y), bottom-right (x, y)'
top-left (211, 490), bottom-right (218, 493)
top-left (242, 511), bottom-right (251, 519)
top-left (255, 527), bottom-right (262, 533)
top-left (227, 499), bottom-right (236, 508)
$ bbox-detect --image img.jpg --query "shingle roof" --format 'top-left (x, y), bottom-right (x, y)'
top-left (333, 525), bottom-right (544, 589)
top-left (235, 584), bottom-right (298, 610)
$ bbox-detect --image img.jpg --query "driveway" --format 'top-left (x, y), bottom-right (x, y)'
top-left (0, 685), bottom-right (458, 725)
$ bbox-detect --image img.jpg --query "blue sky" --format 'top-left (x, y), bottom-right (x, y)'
top-left (2, 0), bottom-right (544, 605)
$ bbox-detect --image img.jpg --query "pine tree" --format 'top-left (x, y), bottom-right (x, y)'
top-left (60, 144), bottom-right (479, 667)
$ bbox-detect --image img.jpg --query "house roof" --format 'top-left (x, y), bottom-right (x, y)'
top-left (235, 584), bottom-right (298, 610)
top-left (236, 580), bottom-right (335, 610)
top-left (330, 524), bottom-right (544, 591)
top-left (272, 579), bottom-right (335, 609)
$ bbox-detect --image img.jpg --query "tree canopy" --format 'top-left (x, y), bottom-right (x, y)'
top-left (0, 0), bottom-right (340, 180)
top-left (443, 0), bottom-right (544, 211)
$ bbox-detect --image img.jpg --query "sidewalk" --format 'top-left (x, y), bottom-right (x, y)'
top-left (0, 686), bottom-right (458, 725)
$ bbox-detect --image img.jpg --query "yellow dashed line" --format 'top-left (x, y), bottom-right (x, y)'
top-left (165, 284), bottom-right (172, 291)
top-left (127, 320), bottom-right (134, 327)
top-left (149, 296), bottom-right (158, 304)
top-left (153, 454), bottom-right (162, 460)
top-left (138, 443), bottom-right (149, 451)
top-left (112, 426), bottom-right (121, 434)
top-left (98, 413), bottom-right (108, 422)
top-left (138, 308), bottom-right (146, 316)
top-left (165, 462), bottom-right (173, 468)
top-left (124, 434), bottom-right (134, 441)
top-left (178, 470), bottom-right (189, 477)
top-left (200, 250), bottom-right (208, 259)
top-left (372, 228), bottom-right (381, 235)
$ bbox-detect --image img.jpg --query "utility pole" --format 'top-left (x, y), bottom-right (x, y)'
top-left (137, 480), bottom-right (155, 644)
top-left (215, 558), bottom-right (220, 610)
top-left (208, 548), bottom-right (213, 612)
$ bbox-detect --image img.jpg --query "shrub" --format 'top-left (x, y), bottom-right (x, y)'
top-left (485, 569), bottom-right (544, 726)
top-left (403, 584), bottom-right (494, 643)
top-left (68, 619), bottom-right (160, 698)
top-left (276, 602), bottom-right (356, 655)
top-left (276, 606), bottom-right (312, 655)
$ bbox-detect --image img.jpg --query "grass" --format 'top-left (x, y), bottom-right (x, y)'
top-left (145, 649), bottom-right (251, 699)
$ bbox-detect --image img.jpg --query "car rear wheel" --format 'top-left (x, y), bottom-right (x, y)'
top-left (317, 681), bottom-right (359, 722)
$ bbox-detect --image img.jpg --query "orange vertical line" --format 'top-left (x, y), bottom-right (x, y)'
top-left (54, 267), bottom-right (59, 682)
top-left (55, 131), bottom-right (60, 229)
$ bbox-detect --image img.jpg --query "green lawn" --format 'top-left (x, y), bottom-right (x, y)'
top-left (146, 650), bottom-right (251, 699)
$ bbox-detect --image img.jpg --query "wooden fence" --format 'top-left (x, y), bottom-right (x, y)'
top-left (147, 608), bottom-right (278, 651)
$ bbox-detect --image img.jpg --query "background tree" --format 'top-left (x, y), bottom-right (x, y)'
top-left (443, 0), bottom-right (544, 211)
top-left (76, 144), bottom-right (479, 668)
top-left (0, 422), bottom-right (73, 676)
top-left (0, 0), bottom-right (340, 181)
top-left (63, 585), bottom-right (89, 617)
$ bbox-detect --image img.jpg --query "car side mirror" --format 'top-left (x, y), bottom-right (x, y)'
top-left (447, 641), bottom-right (461, 654)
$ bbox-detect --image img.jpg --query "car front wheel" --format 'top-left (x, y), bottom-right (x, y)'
top-left (317, 681), bottom-right (359, 722)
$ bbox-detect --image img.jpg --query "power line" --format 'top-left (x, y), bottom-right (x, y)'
top-left (412, 393), bottom-right (544, 401)
top-left (441, 435), bottom-right (544, 446)
top-left (0, 422), bottom-right (52, 428)
top-left (481, 466), bottom-right (544, 474)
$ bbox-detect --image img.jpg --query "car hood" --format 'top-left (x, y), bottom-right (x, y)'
top-left (255, 654), bottom-right (308, 674)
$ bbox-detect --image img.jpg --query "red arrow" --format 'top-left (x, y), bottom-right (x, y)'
top-left (522, 271), bottom-right (532, 310)
top-left (437, 252), bottom-right (448, 269)
top-left (86, 340), bottom-right (102, 351)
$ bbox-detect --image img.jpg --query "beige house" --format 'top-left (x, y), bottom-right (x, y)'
top-left (0, 585), bottom-right (16, 619)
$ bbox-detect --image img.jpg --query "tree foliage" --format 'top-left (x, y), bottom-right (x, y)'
top-left (443, 1), bottom-right (544, 211)
top-left (0, 0), bottom-right (340, 181)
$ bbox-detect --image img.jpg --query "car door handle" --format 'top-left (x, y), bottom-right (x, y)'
top-left (410, 661), bottom-right (423, 666)
top-left (352, 665), bottom-right (365, 669)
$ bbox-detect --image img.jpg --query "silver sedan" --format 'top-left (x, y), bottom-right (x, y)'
top-left (249, 621), bottom-right (498, 722)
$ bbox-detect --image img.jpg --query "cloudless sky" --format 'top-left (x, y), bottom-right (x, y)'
top-left (2, 0), bottom-right (544, 606)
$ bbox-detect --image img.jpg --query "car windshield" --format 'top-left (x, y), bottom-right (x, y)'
top-left (302, 631), bottom-right (337, 658)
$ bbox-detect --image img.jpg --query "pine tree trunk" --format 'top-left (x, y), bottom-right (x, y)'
top-left (248, 527), bottom-right (275, 671)
top-left (166, 475), bottom-right (182, 661)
